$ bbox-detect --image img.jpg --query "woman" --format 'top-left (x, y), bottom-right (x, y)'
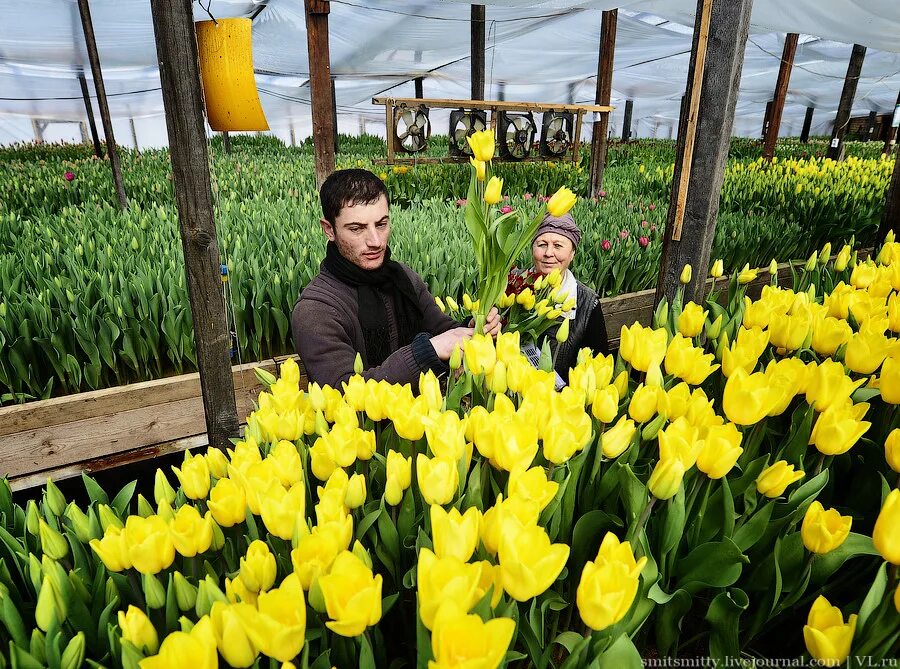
top-left (529, 212), bottom-right (608, 378)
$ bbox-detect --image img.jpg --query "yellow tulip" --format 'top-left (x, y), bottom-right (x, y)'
top-left (658, 418), bottom-right (703, 469)
top-left (483, 415), bottom-right (539, 472)
top-left (425, 410), bottom-right (468, 461)
top-left (628, 383), bottom-right (658, 423)
top-left (665, 334), bottom-right (719, 385)
top-left (665, 383), bottom-right (692, 420)
top-left (207, 478), bottom-right (246, 528)
top-left (619, 322), bottom-right (668, 373)
top-left (556, 317), bottom-right (570, 343)
top-left (291, 531), bottom-right (340, 591)
top-left (507, 466), bottom-right (559, 511)
top-left (696, 422), bottom-right (743, 479)
top-left (811, 316), bottom-right (853, 357)
top-left (756, 461), bottom-right (804, 498)
top-left (464, 333), bottom-right (497, 376)
top-left (240, 540), bottom-right (277, 593)
top-left (710, 259), bottom-right (724, 278)
top-left (267, 440), bottom-right (303, 487)
top-left (205, 446), bottom-right (229, 480)
top-left (119, 605), bottom-right (159, 654)
top-left (169, 504), bottom-right (213, 558)
top-left (679, 264), bottom-right (692, 285)
top-left (845, 326), bottom-right (892, 375)
top-left (240, 574), bottom-right (306, 662)
top-left (834, 245), bottom-right (851, 272)
top-left (260, 482), bottom-right (306, 540)
top-left (89, 526), bottom-right (131, 572)
top-left (542, 414), bottom-right (592, 464)
top-left (343, 473), bottom-right (366, 510)
top-left (850, 261), bottom-right (877, 289)
top-left (469, 156), bottom-right (486, 181)
top-left (873, 489), bottom-right (900, 564)
top-left (801, 501), bottom-right (851, 555)
top-left (677, 302), bottom-right (706, 338)
top-left (385, 450), bottom-right (413, 506)
top-left (172, 452), bottom-right (211, 500)
top-left (139, 616), bottom-right (218, 669)
top-left (597, 415), bottom-right (634, 459)
top-left (319, 551), bottom-right (382, 637)
top-left (210, 602), bottom-right (258, 668)
top-left (498, 524), bottom-right (570, 601)
top-left (483, 176), bottom-right (503, 205)
top-left (806, 360), bottom-right (865, 413)
top-left (124, 515), bottom-right (175, 575)
top-left (466, 129), bottom-right (495, 162)
top-left (417, 548), bottom-right (483, 630)
top-left (808, 404), bottom-right (871, 456)
top-left (546, 186), bottom-right (577, 217)
top-left (886, 428), bottom-right (900, 472)
top-left (802, 596), bottom-right (857, 667)
top-left (648, 457), bottom-right (685, 500)
top-left (417, 454), bottom-right (459, 506)
top-left (430, 505), bottom-right (481, 562)
top-left (591, 385), bottom-right (619, 423)
top-left (429, 610), bottom-right (515, 669)
top-left (576, 532), bottom-right (647, 631)
top-left (737, 264), bottom-right (759, 285)
top-left (723, 368), bottom-right (776, 426)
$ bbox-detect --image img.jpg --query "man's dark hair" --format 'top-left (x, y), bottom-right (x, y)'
top-left (319, 169), bottom-right (390, 226)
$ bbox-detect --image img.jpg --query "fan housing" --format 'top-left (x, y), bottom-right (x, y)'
top-left (393, 105), bottom-right (430, 153)
top-left (498, 111), bottom-right (536, 160)
top-left (448, 109), bottom-right (488, 157)
top-left (540, 111), bottom-right (574, 158)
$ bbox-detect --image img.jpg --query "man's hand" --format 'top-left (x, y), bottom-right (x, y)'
top-left (466, 306), bottom-right (502, 338)
top-left (430, 327), bottom-right (474, 360)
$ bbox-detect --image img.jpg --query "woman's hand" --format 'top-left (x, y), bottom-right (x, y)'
top-left (468, 307), bottom-right (502, 337)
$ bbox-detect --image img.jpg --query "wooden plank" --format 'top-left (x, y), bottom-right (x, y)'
top-left (372, 97), bottom-right (613, 114)
top-left (304, 0), bottom-right (336, 187)
top-left (589, 9), bottom-right (616, 195)
top-left (0, 360), bottom-right (276, 438)
top-left (1, 378), bottom-right (264, 481)
top-left (374, 155), bottom-right (574, 166)
top-left (671, 0), bottom-right (713, 242)
top-left (150, 0), bottom-right (240, 449)
top-left (77, 0), bottom-right (128, 209)
top-left (572, 111), bottom-right (584, 165)
top-left (762, 33), bottom-right (799, 161)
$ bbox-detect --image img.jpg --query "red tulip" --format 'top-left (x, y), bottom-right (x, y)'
top-left (601, 240), bottom-right (612, 251)
top-left (619, 230), bottom-right (629, 239)
top-left (639, 236), bottom-right (650, 248)
top-left (64, 171), bottom-right (75, 181)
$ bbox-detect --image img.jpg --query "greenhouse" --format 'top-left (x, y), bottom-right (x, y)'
top-left (1, 0), bottom-right (899, 667)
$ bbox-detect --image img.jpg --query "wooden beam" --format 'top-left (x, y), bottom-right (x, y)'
top-left (762, 33), bottom-right (798, 160)
top-left (800, 106), bottom-right (814, 143)
top-left (31, 119), bottom-right (44, 143)
top-left (290, 123), bottom-right (297, 146)
top-left (332, 78), bottom-right (340, 154)
top-left (655, 0), bottom-right (753, 307)
top-left (761, 100), bottom-right (773, 141)
top-left (827, 44), bottom-right (866, 161)
top-left (885, 92), bottom-right (900, 155)
top-left (864, 110), bottom-right (878, 142)
top-left (878, 141), bottom-right (900, 240)
top-left (305, 0), bottom-right (336, 188)
top-left (76, 0), bottom-right (128, 210)
top-left (414, 49), bottom-right (424, 99)
top-left (223, 131), bottom-right (232, 154)
top-left (589, 9), bottom-right (617, 197)
top-left (372, 97), bottom-right (612, 114)
top-left (149, 0), bottom-right (240, 449)
top-left (77, 72), bottom-right (103, 158)
top-left (471, 5), bottom-right (485, 100)
top-left (129, 117), bottom-right (139, 150)
top-left (622, 99), bottom-right (633, 141)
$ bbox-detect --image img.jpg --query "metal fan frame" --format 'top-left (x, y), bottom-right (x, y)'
top-left (393, 105), bottom-right (431, 154)
top-left (540, 110), bottom-right (575, 158)
top-left (448, 108), bottom-right (488, 157)
top-left (498, 111), bottom-right (537, 161)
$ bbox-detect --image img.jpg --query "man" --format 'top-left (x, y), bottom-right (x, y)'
top-left (292, 169), bottom-right (500, 388)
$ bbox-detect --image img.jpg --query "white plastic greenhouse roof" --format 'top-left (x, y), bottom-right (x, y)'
top-left (1, 0), bottom-right (899, 146)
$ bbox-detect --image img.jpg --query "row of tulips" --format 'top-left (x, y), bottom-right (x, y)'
top-left (3, 232), bottom-right (900, 667)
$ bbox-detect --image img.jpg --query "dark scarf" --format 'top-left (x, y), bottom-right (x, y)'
top-left (323, 241), bottom-right (424, 367)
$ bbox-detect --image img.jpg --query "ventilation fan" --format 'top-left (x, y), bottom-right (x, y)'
top-left (540, 111), bottom-right (574, 158)
top-left (448, 109), bottom-right (488, 157)
top-left (498, 111), bottom-right (536, 160)
top-left (393, 105), bottom-right (430, 153)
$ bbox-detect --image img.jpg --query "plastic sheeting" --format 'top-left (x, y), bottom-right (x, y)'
top-left (0, 0), bottom-right (898, 146)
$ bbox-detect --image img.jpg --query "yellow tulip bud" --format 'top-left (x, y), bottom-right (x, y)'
top-left (591, 385), bottom-right (619, 423)
top-left (710, 259), bottom-right (724, 279)
top-left (873, 489), bottom-right (900, 564)
top-left (430, 505), bottom-right (481, 562)
top-left (648, 457), bottom-right (685, 500)
top-left (600, 415), bottom-right (636, 459)
top-left (38, 519), bottom-right (69, 561)
top-left (805, 251), bottom-right (818, 272)
top-left (679, 264), bottom-right (692, 284)
top-left (613, 370), bottom-right (629, 398)
top-left (801, 501), bottom-right (851, 555)
top-left (556, 317), bottom-right (570, 343)
top-left (886, 428), bottom-right (900, 472)
top-left (483, 176), bottom-right (503, 205)
top-left (172, 452), bottom-right (211, 500)
top-left (803, 596), bottom-right (857, 667)
top-left (546, 186), bottom-right (577, 218)
top-left (469, 156), bottom-right (486, 181)
top-left (240, 540), bottom-right (277, 593)
top-left (628, 384), bottom-right (658, 423)
top-left (576, 532), bottom-right (647, 632)
top-left (677, 302), bottom-right (707, 338)
top-left (344, 474), bottom-right (367, 510)
top-left (769, 259), bottom-right (779, 276)
top-left (756, 460), bottom-right (804, 498)
top-left (118, 605), bottom-right (159, 654)
top-left (466, 129), bottom-right (495, 162)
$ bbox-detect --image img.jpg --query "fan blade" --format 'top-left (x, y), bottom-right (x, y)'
top-left (547, 118), bottom-right (564, 133)
top-left (512, 116), bottom-right (527, 131)
top-left (454, 128), bottom-right (468, 142)
top-left (401, 110), bottom-right (414, 126)
top-left (473, 118), bottom-right (485, 131)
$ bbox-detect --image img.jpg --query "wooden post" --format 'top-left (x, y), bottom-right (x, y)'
top-left (864, 110), bottom-right (877, 142)
top-left (332, 79), bottom-right (340, 154)
top-left (885, 92), bottom-right (900, 155)
top-left (31, 119), bottom-right (44, 143)
top-left (498, 81), bottom-right (506, 102)
top-left (622, 99), bottom-right (633, 141)
top-left (77, 72), bottom-right (103, 158)
top-left (129, 118), bottom-right (139, 150)
top-left (77, 0), bottom-right (128, 209)
top-left (79, 122), bottom-right (89, 143)
top-left (414, 50), bottom-right (424, 99)
top-left (222, 131), bottom-right (232, 154)
top-left (761, 100), bottom-right (773, 140)
top-left (290, 123), bottom-right (297, 147)
top-left (827, 44), bottom-right (866, 161)
top-left (471, 5), bottom-right (485, 100)
top-left (878, 141), bottom-right (900, 240)
top-left (305, 0), bottom-right (336, 189)
top-left (763, 32), bottom-right (798, 160)
top-left (589, 9), bottom-right (617, 198)
top-left (800, 106), bottom-right (815, 143)
top-left (149, 0), bottom-right (240, 449)
top-left (655, 0), bottom-right (753, 306)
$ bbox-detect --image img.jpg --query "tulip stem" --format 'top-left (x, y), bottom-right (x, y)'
top-left (627, 497), bottom-right (656, 546)
top-left (814, 453), bottom-right (827, 476)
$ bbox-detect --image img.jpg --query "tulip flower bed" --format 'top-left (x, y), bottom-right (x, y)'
top-left (3, 235), bottom-right (900, 667)
top-left (0, 136), bottom-right (892, 402)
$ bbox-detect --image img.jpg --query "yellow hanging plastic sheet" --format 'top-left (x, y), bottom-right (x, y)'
top-left (196, 18), bottom-right (269, 132)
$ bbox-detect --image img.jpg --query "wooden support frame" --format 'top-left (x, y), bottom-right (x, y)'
top-left (373, 97), bottom-right (612, 165)
top-left (801, 106), bottom-right (815, 143)
top-left (471, 5), bottom-right (486, 100)
top-left (77, 72), bottom-right (103, 158)
top-left (305, 0), bottom-right (336, 188)
top-left (622, 99), bottom-right (634, 141)
top-left (885, 92), bottom-right (900, 156)
top-left (656, 0), bottom-right (754, 306)
top-left (827, 44), bottom-right (867, 161)
top-left (589, 9), bottom-right (617, 198)
top-left (763, 33), bottom-right (799, 161)
top-left (76, 0), bottom-right (128, 210)
top-left (150, 0), bottom-right (240, 450)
